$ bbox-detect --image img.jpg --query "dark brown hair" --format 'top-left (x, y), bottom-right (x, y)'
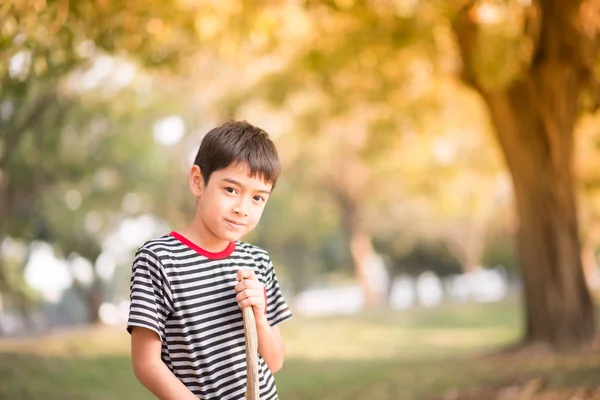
top-left (193, 120), bottom-right (280, 186)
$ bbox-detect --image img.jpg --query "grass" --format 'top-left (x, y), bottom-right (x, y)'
top-left (1, 300), bottom-right (600, 399)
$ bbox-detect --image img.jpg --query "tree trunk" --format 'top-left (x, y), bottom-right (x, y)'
top-left (87, 288), bottom-right (103, 325)
top-left (348, 226), bottom-right (379, 307)
top-left (581, 225), bottom-right (599, 291)
top-left (334, 189), bottom-right (380, 307)
top-left (482, 67), bottom-right (595, 349)
top-left (74, 280), bottom-right (104, 324)
top-left (453, 222), bottom-right (487, 274)
top-left (463, 231), bottom-right (481, 274)
top-left (453, 0), bottom-right (598, 350)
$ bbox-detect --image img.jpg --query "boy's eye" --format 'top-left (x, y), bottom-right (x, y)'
top-left (225, 187), bottom-right (236, 194)
top-left (253, 196), bottom-right (265, 202)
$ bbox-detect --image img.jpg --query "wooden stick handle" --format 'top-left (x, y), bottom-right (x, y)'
top-left (242, 306), bottom-right (260, 400)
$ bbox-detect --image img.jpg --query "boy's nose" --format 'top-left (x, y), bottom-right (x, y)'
top-left (233, 207), bottom-right (246, 216)
top-left (233, 200), bottom-right (249, 216)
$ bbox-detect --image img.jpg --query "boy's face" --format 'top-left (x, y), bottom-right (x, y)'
top-left (191, 162), bottom-right (272, 244)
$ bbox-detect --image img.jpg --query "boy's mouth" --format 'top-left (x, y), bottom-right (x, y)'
top-left (225, 219), bottom-right (246, 228)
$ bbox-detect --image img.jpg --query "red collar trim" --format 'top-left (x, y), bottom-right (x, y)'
top-left (170, 231), bottom-right (235, 259)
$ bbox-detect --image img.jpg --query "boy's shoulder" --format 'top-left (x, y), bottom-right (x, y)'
top-left (135, 234), bottom-right (178, 257)
top-left (235, 241), bottom-right (271, 263)
top-left (136, 236), bottom-right (271, 259)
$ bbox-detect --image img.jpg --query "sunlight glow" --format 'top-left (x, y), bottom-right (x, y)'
top-left (99, 302), bottom-right (119, 325)
top-left (69, 255), bottom-right (94, 286)
top-left (76, 40), bottom-right (96, 58)
top-left (95, 252), bottom-right (117, 281)
top-left (122, 193), bottom-right (142, 214)
top-left (153, 115), bottom-right (186, 145)
top-left (0, 100), bottom-right (14, 121)
top-left (84, 211), bottom-right (103, 234)
top-left (65, 189), bottom-right (82, 211)
top-left (67, 55), bottom-right (138, 93)
top-left (474, 2), bottom-right (506, 24)
top-left (9, 50), bottom-right (31, 81)
top-left (24, 242), bottom-right (73, 303)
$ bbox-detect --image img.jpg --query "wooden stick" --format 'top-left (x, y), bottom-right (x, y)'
top-left (242, 306), bottom-right (260, 400)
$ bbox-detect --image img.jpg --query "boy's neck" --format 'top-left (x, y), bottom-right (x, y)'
top-left (178, 216), bottom-right (232, 254)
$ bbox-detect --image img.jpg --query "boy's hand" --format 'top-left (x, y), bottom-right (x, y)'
top-left (235, 268), bottom-right (266, 320)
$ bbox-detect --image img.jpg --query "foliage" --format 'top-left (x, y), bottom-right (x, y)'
top-left (2, 0), bottom-right (600, 340)
top-left (0, 0), bottom-right (198, 314)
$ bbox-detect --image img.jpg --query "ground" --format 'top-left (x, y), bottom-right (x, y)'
top-left (1, 300), bottom-right (599, 399)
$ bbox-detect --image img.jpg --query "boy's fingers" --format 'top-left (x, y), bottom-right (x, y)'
top-left (234, 282), bottom-right (244, 293)
top-left (238, 296), bottom-right (261, 309)
top-left (234, 279), bottom-right (261, 293)
top-left (236, 290), bottom-right (266, 308)
top-left (236, 291), bottom-right (249, 303)
top-left (236, 289), bottom-right (261, 302)
top-left (238, 299), bottom-right (253, 309)
top-left (236, 268), bottom-right (256, 281)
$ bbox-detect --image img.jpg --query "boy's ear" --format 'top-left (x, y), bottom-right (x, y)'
top-left (189, 165), bottom-right (204, 197)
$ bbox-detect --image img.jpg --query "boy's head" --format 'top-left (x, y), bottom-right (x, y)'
top-left (193, 120), bottom-right (280, 187)
top-left (189, 120), bottom-right (280, 244)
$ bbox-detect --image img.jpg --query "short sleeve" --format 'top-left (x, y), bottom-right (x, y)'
top-left (127, 247), bottom-right (173, 342)
top-left (264, 258), bottom-right (293, 326)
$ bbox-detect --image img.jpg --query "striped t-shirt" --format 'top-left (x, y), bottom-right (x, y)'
top-left (127, 232), bottom-right (293, 400)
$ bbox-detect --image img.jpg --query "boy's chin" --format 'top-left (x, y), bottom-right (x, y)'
top-left (218, 231), bottom-right (246, 242)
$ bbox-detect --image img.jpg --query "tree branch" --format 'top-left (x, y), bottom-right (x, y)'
top-left (0, 88), bottom-right (57, 170)
top-left (451, 0), bottom-right (481, 92)
top-left (577, 0), bottom-right (600, 109)
top-left (452, 0), bottom-right (543, 95)
top-left (0, 90), bottom-right (64, 238)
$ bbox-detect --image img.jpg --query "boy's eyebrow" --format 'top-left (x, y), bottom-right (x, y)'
top-left (222, 177), bottom-right (272, 194)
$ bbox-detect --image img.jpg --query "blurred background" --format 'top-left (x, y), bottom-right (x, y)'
top-left (2, 0), bottom-right (600, 399)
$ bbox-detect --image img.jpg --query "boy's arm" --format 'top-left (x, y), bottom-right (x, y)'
top-left (255, 316), bottom-right (285, 373)
top-left (131, 327), bottom-right (199, 400)
top-left (235, 269), bottom-right (286, 373)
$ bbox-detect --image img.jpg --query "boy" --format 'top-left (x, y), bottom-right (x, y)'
top-left (127, 120), bottom-right (293, 400)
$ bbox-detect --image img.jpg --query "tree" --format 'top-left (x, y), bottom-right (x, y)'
top-left (249, 152), bottom-right (353, 295)
top-left (223, 0), bottom-right (599, 350)
top-left (576, 111), bottom-right (600, 290)
top-left (0, 0), bottom-right (197, 319)
top-left (452, 0), bottom-right (598, 348)
top-left (293, 112), bottom-right (390, 307)
top-left (375, 78), bottom-right (511, 275)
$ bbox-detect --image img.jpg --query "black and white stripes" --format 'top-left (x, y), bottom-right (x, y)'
top-left (127, 233), bottom-right (292, 400)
